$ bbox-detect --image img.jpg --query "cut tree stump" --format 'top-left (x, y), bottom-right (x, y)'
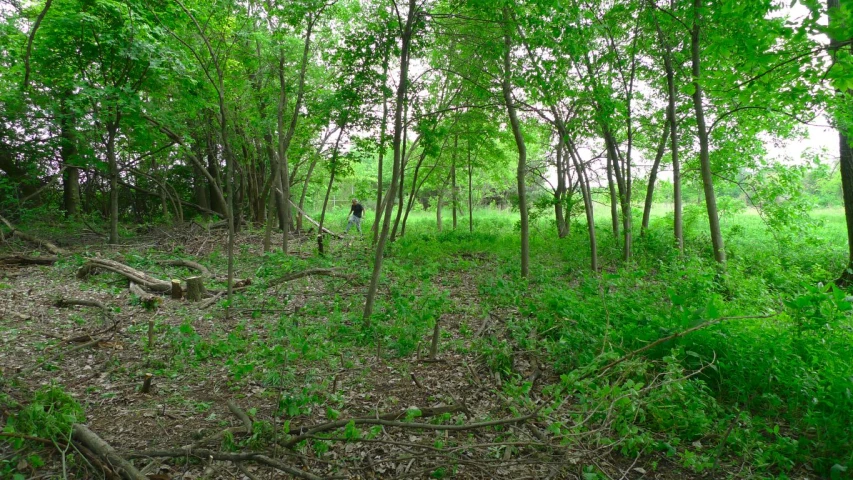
top-left (77, 258), bottom-right (171, 292)
top-left (171, 279), bottom-right (183, 299)
top-left (186, 276), bottom-right (206, 302)
top-left (71, 424), bottom-right (146, 480)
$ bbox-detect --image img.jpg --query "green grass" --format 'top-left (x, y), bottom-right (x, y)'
top-left (4, 203), bottom-right (850, 478)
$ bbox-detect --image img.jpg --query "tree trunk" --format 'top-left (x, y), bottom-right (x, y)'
top-left (555, 134), bottom-right (568, 238)
top-left (207, 131), bottom-right (226, 215)
top-left (452, 135), bottom-right (458, 230)
top-left (566, 137), bottom-right (598, 270)
top-left (297, 153), bottom-right (319, 232)
top-left (829, 0), bottom-right (853, 284)
top-left (364, 0), bottom-right (417, 323)
top-left (501, 7), bottom-right (530, 278)
top-left (691, 0), bottom-right (726, 264)
top-left (390, 109), bottom-right (409, 242)
top-left (641, 120), bottom-right (671, 235)
top-left (278, 54), bottom-right (292, 254)
top-left (374, 58), bottom-right (390, 247)
top-left (468, 142), bottom-right (474, 233)
top-left (606, 152), bottom-right (620, 241)
top-left (59, 99), bottom-right (80, 217)
top-left (106, 116), bottom-right (121, 245)
top-left (656, 12), bottom-right (683, 252)
top-left (191, 155), bottom-right (210, 220)
top-left (318, 127), bottom-right (347, 252)
top-left (401, 149), bottom-right (430, 237)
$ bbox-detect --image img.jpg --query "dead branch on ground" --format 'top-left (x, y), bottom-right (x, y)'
top-left (268, 268), bottom-right (354, 286)
top-left (227, 400), bottom-right (253, 435)
top-left (72, 424), bottom-right (146, 480)
top-left (19, 337), bottom-right (102, 376)
top-left (581, 313), bottom-right (777, 380)
top-left (282, 403), bottom-right (535, 449)
top-left (77, 258), bottom-right (171, 292)
top-left (125, 448), bottom-right (324, 480)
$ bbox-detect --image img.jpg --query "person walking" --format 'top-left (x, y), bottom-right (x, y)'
top-left (346, 198), bottom-right (364, 234)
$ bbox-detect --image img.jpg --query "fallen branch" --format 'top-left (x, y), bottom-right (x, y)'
top-left (157, 259), bottom-right (212, 277)
top-left (227, 400), bottom-right (253, 435)
top-left (199, 291), bottom-right (224, 309)
top-left (19, 338), bottom-right (102, 376)
top-left (0, 255), bottom-right (58, 265)
top-left (268, 268), bottom-right (353, 286)
top-left (77, 258), bottom-right (171, 292)
top-left (56, 298), bottom-right (110, 312)
top-left (289, 200), bottom-right (343, 238)
top-left (582, 313), bottom-right (778, 381)
top-left (125, 449), bottom-right (324, 480)
top-left (53, 298), bottom-right (118, 345)
top-left (72, 424), bottom-right (146, 480)
top-left (281, 405), bottom-right (524, 448)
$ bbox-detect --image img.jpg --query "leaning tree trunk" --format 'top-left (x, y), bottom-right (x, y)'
top-left (641, 120), bottom-right (671, 235)
top-left (501, 6), bottom-right (530, 278)
top-left (318, 128), bottom-right (346, 254)
top-left (364, 0), bottom-right (417, 323)
top-left (566, 136), bottom-right (598, 270)
top-left (691, 0), bottom-right (726, 264)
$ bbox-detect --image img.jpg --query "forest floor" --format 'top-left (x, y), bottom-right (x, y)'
top-left (1, 214), bottom-right (846, 479)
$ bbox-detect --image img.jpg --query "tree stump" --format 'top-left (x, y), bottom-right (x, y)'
top-left (171, 279), bottom-right (183, 300)
top-left (186, 276), bottom-right (206, 302)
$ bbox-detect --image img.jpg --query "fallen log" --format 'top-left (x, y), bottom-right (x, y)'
top-left (157, 259), bottom-right (212, 277)
top-left (72, 424), bottom-right (146, 480)
top-left (0, 214), bottom-right (67, 256)
top-left (130, 282), bottom-right (161, 310)
top-left (0, 255), bottom-right (58, 265)
top-left (289, 200), bottom-right (343, 238)
top-left (268, 268), bottom-right (353, 286)
top-left (78, 258), bottom-right (171, 292)
top-left (55, 298), bottom-right (110, 312)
